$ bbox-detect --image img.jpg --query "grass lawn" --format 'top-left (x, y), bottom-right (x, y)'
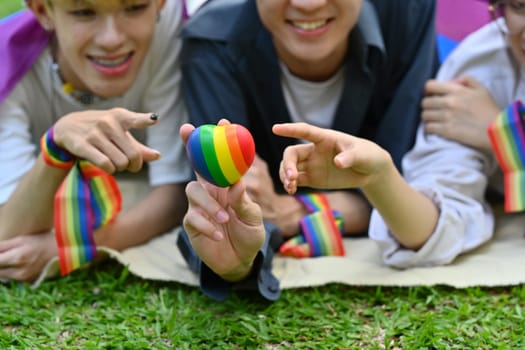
top-left (1, 262), bottom-right (525, 349)
top-left (0, 0), bottom-right (23, 19)
top-left (2, 2), bottom-right (525, 349)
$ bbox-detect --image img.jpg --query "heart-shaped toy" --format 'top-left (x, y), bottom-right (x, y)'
top-left (186, 124), bottom-right (256, 187)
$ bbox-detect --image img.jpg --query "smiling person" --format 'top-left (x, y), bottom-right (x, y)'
top-left (364, 0), bottom-right (525, 266)
top-left (0, 0), bottom-right (191, 282)
top-left (178, 0), bottom-right (438, 301)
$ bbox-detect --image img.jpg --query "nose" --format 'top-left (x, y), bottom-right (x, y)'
top-left (94, 15), bottom-right (126, 51)
top-left (289, 0), bottom-right (327, 12)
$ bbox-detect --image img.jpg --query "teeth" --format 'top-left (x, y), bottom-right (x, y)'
top-left (92, 55), bottom-right (129, 67)
top-left (292, 20), bottom-right (327, 30)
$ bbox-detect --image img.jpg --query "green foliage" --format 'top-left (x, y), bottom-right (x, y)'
top-left (1, 261), bottom-right (524, 349)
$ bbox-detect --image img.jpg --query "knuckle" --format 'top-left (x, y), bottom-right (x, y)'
top-left (115, 159), bottom-right (130, 172)
top-left (110, 107), bottom-right (126, 116)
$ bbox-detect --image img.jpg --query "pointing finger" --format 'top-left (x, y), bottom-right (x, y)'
top-left (113, 108), bottom-right (159, 130)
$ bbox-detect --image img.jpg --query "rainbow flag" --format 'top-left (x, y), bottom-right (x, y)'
top-left (54, 160), bottom-right (122, 275)
top-left (487, 101), bottom-right (525, 212)
top-left (280, 193), bottom-right (345, 258)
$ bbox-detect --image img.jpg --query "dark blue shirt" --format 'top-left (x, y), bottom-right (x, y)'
top-left (179, 0), bottom-right (439, 301)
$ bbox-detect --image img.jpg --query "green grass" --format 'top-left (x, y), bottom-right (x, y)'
top-left (2, 261), bottom-right (524, 349)
top-left (2, 1), bottom-right (525, 348)
top-left (0, 0), bottom-right (23, 19)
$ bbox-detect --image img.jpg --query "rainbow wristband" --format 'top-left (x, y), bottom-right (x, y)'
top-left (279, 193), bottom-right (345, 258)
top-left (487, 101), bottom-right (525, 212)
top-left (40, 126), bottom-right (76, 169)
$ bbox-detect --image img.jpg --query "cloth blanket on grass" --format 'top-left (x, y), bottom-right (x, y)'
top-left (33, 175), bottom-right (525, 289)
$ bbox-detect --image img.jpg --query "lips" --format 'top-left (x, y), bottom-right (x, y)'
top-left (88, 52), bottom-right (134, 76)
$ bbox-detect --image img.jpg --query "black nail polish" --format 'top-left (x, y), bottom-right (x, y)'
top-left (150, 113), bottom-right (159, 121)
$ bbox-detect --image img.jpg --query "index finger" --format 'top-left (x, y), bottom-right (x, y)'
top-left (272, 122), bottom-right (326, 144)
top-left (113, 108), bottom-right (159, 130)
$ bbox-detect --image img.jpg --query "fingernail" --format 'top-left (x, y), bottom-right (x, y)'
top-left (213, 231), bottom-right (224, 241)
top-left (216, 210), bottom-right (228, 223)
top-left (150, 113), bottom-right (159, 121)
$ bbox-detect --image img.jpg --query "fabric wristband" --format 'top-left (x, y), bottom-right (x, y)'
top-left (40, 126), bottom-right (75, 169)
top-left (40, 127), bottom-right (122, 275)
top-left (279, 193), bottom-right (345, 258)
top-left (487, 101), bottom-right (525, 212)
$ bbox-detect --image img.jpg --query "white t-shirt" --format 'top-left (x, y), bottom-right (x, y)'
top-left (280, 61), bottom-right (344, 129)
top-left (369, 20), bottom-right (525, 268)
top-left (0, 0), bottom-right (192, 205)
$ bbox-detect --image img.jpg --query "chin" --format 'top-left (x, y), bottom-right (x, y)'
top-left (92, 81), bottom-right (133, 98)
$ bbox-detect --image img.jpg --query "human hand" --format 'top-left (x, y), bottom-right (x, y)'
top-left (244, 155), bottom-right (306, 237)
top-left (52, 108), bottom-right (161, 173)
top-left (273, 122), bottom-right (392, 194)
top-left (0, 231), bottom-right (57, 282)
top-left (180, 122), bottom-right (265, 282)
top-left (421, 77), bottom-right (501, 153)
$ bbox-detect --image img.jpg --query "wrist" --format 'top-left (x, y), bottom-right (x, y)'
top-left (271, 195), bottom-right (307, 237)
top-left (40, 126), bottom-right (76, 169)
top-left (361, 150), bottom-right (396, 193)
top-left (220, 260), bottom-right (255, 282)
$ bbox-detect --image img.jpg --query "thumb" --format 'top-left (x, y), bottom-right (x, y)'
top-left (228, 180), bottom-right (263, 226)
top-left (128, 135), bottom-right (161, 163)
top-left (138, 143), bottom-right (161, 162)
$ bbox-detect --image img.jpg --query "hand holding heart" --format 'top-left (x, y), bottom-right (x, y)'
top-left (179, 120), bottom-right (264, 282)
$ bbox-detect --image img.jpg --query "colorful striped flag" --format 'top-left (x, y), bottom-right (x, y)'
top-left (40, 128), bottom-right (122, 275)
top-left (280, 193), bottom-right (345, 258)
top-left (487, 101), bottom-right (525, 212)
top-left (54, 160), bottom-right (122, 275)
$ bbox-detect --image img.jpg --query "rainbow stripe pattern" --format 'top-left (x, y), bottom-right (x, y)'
top-left (488, 101), bottom-right (525, 212)
top-left (280, 193), bottom-right (345, 258)
top-left (40, 128), bottom-right (122, 275)
top-left (186, 124), bottom-right (255, 187)
top-left (40, 126), bottom-right (75, 169)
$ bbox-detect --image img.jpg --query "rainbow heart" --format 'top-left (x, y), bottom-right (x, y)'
top-left (186, 124), bottom-right (256, 187)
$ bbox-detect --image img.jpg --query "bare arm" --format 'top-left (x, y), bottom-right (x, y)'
top-left (275, 122), bottom-right (439, 250)
top-left (0, 157), bottom-right (66, 239)
top-left (0, 108), bottom-right (159, 240)
top-left (361, 159), bottom-right (439, 250)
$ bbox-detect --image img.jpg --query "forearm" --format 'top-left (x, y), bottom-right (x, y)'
top-left (363, 163), bottom-right (439, 250)
top-left (94, 183), bottom-right (187, 251)
top-left (271, 191), bottom-right (370, 236)
top-left (0, 157), bottom-right (67, 240)
top-left (264, 195), bottom-right (306, 236)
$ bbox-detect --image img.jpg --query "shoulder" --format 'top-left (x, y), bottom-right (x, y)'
top-left (367, 0), bottom-right (436, 30)
top-left (153, 0), bottom-right (184, 44)
top-left (437, 20), bottom-right (512, 81)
